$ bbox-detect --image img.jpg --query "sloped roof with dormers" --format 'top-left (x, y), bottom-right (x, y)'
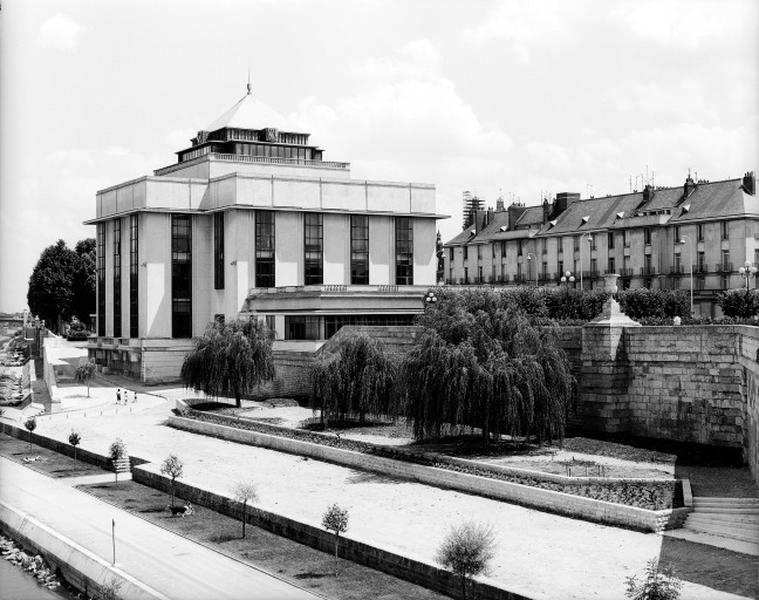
top-left (443, 175), bottom-right (757, 248)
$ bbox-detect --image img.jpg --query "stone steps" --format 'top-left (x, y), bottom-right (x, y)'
top-left (683, 496), bottom-right (759, 546)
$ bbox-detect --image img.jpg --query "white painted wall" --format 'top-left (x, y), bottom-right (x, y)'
top-left (369, 217), bottom-right (392, 285)
top-left (324, 214), bottom-right (349, 284)
top-left (275, 212), bottom-right (301, 286)
top-left (142, 214), bottom-right (171, 338)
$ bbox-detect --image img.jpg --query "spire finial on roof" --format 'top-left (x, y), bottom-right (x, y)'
top-left (246, 65), bottom-right (252, 95)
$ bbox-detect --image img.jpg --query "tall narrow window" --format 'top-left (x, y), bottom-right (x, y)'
top-left (213, 212), bottom-right (224, 289)
top-left (644, 228), bottom-right (652, 245)
top-left (255, 210), bottom-right (275, 288)
top-left (129, 215), bottom-right (138, 338)
top-left (97, 223), bottom-right (106, 336)
top-left (113, 219), bottom-right (121, 338)
top-left (395, 217), bottom-right (414, 285)
top-left (721, 221), bottom-right (729, 240)
top-left (304, 213), bottom-right (323, 285)
top-left (608, 232), bottom-right (614, 249)
top-left (350, 215), bottom-right (369, 284)
top-left (171, 215), bottom-right (192, 338)
top-left (697, 223), bottom-right (704, 241)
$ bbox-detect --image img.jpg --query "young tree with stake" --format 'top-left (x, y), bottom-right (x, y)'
top-left (321, 504), bottom-right (349, 576)
top-left (160, 454), bottom-right (184, 509)
top-left (68, 430), bottom-right (81, 461)
top-left (108, 438), bottom-right (127, 482)
top-left (24, 417), bottom-right (37, 451)
top-left (74, 359), bottom-right (96, 397)
top-left (233, 482), bottom-right (259, 539)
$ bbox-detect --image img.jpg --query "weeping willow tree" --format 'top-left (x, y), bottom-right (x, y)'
top-left (403, 291), bottom-right (575, 444)
top-left (181, 318), bottom-right (276, 408)
top-left (311, 333), bottom-right (397, 426)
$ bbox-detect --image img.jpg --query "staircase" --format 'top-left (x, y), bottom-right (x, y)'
top-left (682, 497), bottom-right (759, 545)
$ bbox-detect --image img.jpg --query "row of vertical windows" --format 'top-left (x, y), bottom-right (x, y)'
top-left (112, 220), bottom-right (122, 338)
top-left (255, 210), bottom-right (276, 288)
top-left (213, 213), bottom-right (225, 290)
top-left (395, 217), bottom-right (414, 285)
top-left (96, 224), bottom-right (106, 336)
top-left (285, 314), bottom-right (416, 341)
top-left (304, 213), bottom-right (324, 285)
top-left (171, 215), bottom-right (192, 338)
top-left (129, 215), bottom-right (138, 338)
top-left (350, 215), bottom-right (369, 285)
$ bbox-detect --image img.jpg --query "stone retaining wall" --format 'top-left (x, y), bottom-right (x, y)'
top-left (169, 416), bottom-right (688, 532)
top-left (132, 465), bottom-right (532, 600)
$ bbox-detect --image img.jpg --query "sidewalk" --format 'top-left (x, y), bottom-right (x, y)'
top-left (0, 457), bottom-right (320, 600)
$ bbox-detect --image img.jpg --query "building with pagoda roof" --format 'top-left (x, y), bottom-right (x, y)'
top-left (87, 85), bottom-right (445, 382)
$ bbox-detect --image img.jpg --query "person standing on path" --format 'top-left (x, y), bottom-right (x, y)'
top-left (116, 388), bottom-right (121, 405)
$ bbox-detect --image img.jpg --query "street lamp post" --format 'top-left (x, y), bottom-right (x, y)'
top-left (423, 290), bottom-right (438, 308)
top-left (678, 236), bottom-right (693, 316)
top-left (527, 253), bottom-right (538, 286)
top-left (738, 260), bottom-right (758, 290)
top-left (579, 233), bottom-right (593, 290)
top-left (560, 270), bottom-right (575, 290)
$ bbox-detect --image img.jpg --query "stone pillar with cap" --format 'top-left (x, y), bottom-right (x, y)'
top-left (576, 273), bottom-right (639, 433)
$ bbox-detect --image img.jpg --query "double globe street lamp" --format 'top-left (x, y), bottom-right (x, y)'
top-left (739, 261), bottom-right (758, 290)
top-left (560, 270), bottom-right (575, 289)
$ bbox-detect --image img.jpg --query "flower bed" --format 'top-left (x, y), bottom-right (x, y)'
top-left (179, 406), bottom-right (681, 511)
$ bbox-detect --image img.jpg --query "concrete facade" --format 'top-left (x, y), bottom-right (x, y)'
top-left (86, 88), bottom-right (444, 382)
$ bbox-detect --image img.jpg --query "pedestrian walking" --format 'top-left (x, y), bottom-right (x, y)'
top-left (133, 390), bottom-right (138, 403)
top-left (116, 388), bottom-right (121, 405)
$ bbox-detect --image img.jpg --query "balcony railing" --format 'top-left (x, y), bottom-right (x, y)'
top-left (582, 270), bottom-right (601, 279)
top-left (640, 266), bottom-right (657, 276)
top-left (619, 268), bottom-right (634, 277)
top-left (716, 262), bottom-right (733, 273)
top-left (694, 264), bottom-right (709, 274)
top-left (669, 266), bottom-right (684, 275)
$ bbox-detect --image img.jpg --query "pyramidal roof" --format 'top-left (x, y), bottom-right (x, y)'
top-left (204, 84), bottom-right (301, 133)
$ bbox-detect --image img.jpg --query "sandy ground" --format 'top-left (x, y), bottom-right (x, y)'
top-left (24, 388), bottom-right (748, 600)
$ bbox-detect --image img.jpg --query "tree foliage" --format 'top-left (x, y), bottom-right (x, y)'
top-left (233, 482), bottom-right (259, 538)
top-left (160, 454), bottom-right (184, 508)
top-left (717, 289), bottom-right (759, 318)
top-left (625, 558), bottom-right (682, 600)
top-left (322, 503), bottom-right (349, 575)
top-left (311, 333), bottom-right (396, 425)
top-left (181, 319), bottom-right (276, 408)
top-left (24, 416), bottom-right (37, 451)
top-left (436, 521), bottom-right (496, 600)
top-left (616, 289), bottom-right (689, 320)
top-left (75, 359), bottom-right (96, 397)
top-left (27, 239), bottom-right (95, 332)
top-left (404, 290), bottom-right (575, 443)
top-left (109, 438), bottom-right (127, 482)
top-left (68, 430), bottom-right (81, 461)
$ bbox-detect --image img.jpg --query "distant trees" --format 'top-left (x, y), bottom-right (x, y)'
top-left (27, 238), bottom-right (95, 333)
top-left (321, 503), bottom-right (349, 576)
top-left (405, 291), bottom-right (575, 444)
top-left (181, 319), bottom-right (275, 408)
top-left (75, 359), bottom-right (96, 397)
top-left (233, 482), bottom-right (259, 539)
top-left (311, 333), bottom-right (396, 427)
top-left (160, 454), bottom-right (184, 509)
top-left (436, 521), bottom-right (496, 600)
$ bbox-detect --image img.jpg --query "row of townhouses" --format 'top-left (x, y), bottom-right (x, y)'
top-left (443, 173), bottom-right (759, 317)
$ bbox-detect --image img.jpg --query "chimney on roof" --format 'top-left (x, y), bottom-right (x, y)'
top-left (683, 173), bottom-right (696, 199)
top-left (742, 171), bottom-right (756, 195)
top-left (507, 202), bottom-right (527, 230)
top-left (542, 198), bottom-right (551, 223)
top-left (495, 197), bottom-right (505, 212)
top-left (553, 192), bottom-right (580, 216)
top-left (642, 184), bottom-right (654, 204)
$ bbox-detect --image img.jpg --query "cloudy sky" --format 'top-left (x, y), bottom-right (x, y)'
top-left (1, 0), bottom-right (757, 312)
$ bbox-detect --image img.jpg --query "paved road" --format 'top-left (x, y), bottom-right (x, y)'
top-left (0, 457), bottom-right (321, 600)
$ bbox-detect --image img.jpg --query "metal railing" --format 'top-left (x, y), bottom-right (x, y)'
top-left (716, 262), bottom-right (733, 273)
top-left (212, 153), bottom-right (349, 169)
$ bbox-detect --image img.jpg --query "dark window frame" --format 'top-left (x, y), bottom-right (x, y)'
top-left (304, 213), bottom-right (323, 285)
top-left (350, 214), bottom-right (369, 285)
top-left (255, 210), bottom-right (276, 288)
top-left (395, 217), bottom-right (414, 285)
top-left (113, 219), bottom-right (121, 338)
top-left (213, 212), bottom-right (225, 290)
top-left (129, 215), bottom-right (138, 338)
top-left (171, 215), bottom-right (192, 338)
top-left (97, 223), bottom-right (106, 336)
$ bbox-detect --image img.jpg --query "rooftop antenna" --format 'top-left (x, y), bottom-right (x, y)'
top-left (246, 64), bottom-right (252, 95)
top-left (629, 175), bottom-right (633, 193)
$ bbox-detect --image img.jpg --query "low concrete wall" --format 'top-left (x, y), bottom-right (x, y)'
top-left (169, 416), bottom-right (687, 532)
top-left (1, 422), bottom-right (148, 472)
top-left (133, 466), bottom-right (532, 600)
top-left (0, 501), bottom-right (167, 600)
